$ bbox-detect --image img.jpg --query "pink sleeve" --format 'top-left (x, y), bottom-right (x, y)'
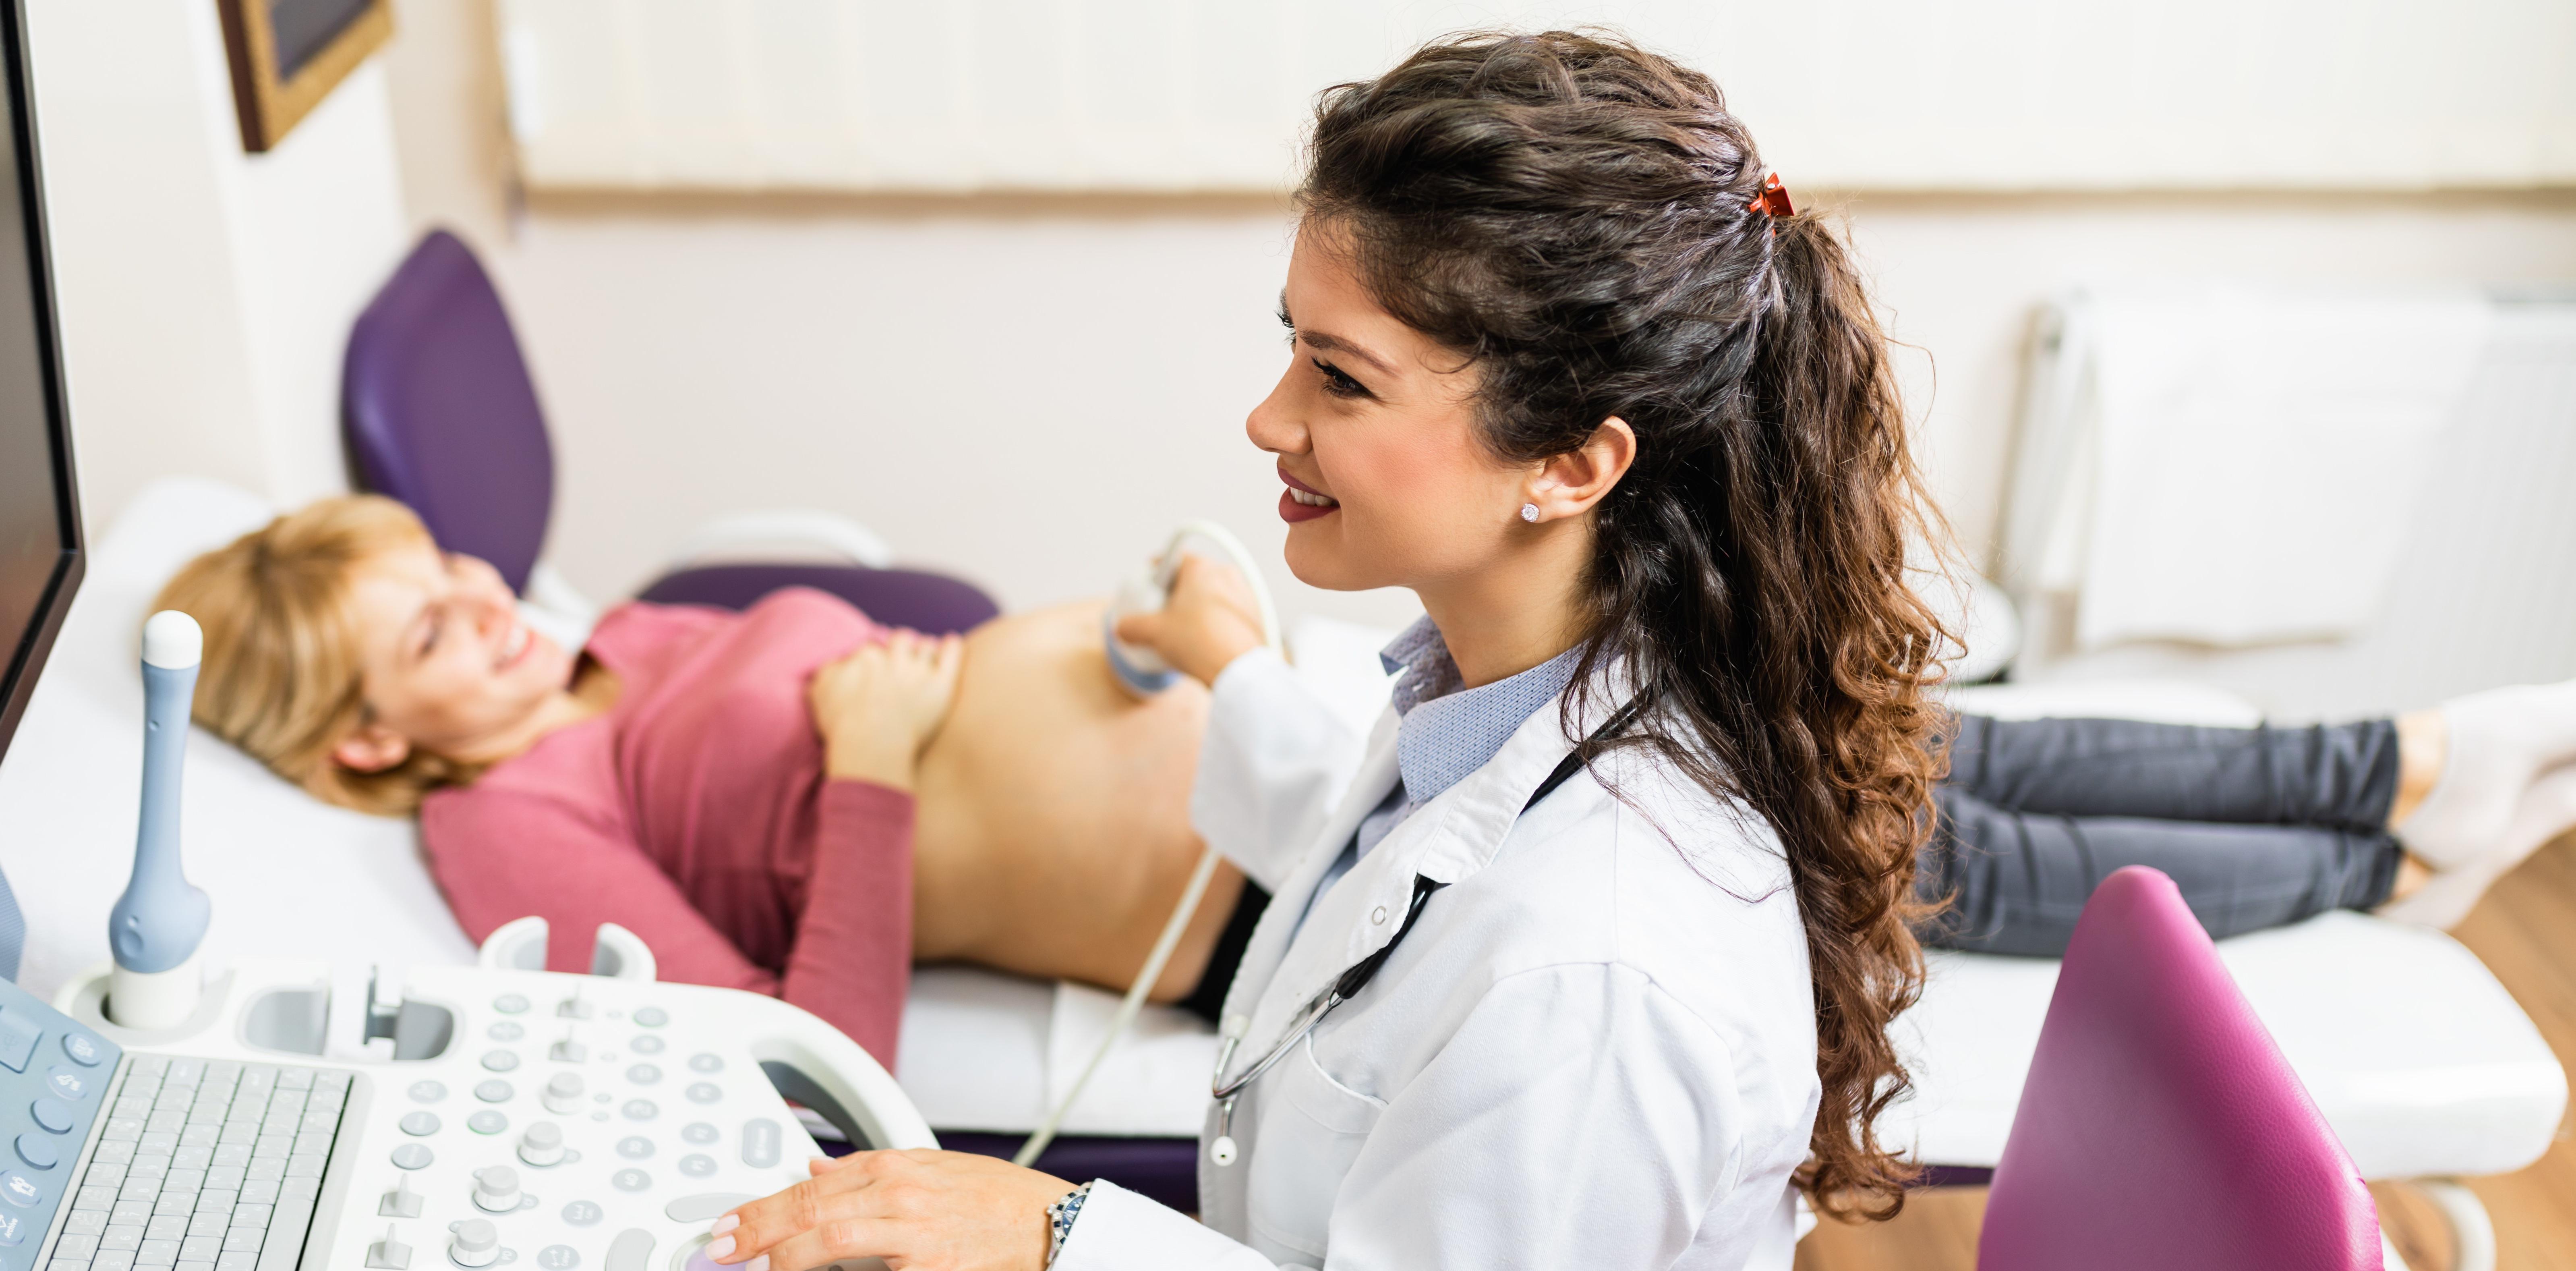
top-left (422, 781), bottom-right (915, 1069)
top-left (423, 789), bottom-right (789, 999)
top-left (781, 780), bottom-right (915, 1066)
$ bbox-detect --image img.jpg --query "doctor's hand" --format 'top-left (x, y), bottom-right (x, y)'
top-left (1115, 553), bottom-right (1265, 688)
top-left (707, 1149), bottom-right (1073, 1271)
top-left (809, 630), bottom-right (965, 792)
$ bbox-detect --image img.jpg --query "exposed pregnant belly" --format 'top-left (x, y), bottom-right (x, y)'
top-left (908, 601), bottom-right (1244, 997)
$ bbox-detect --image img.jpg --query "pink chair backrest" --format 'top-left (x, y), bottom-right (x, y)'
top-left (1978, 866), bottom-right (2382, 1271)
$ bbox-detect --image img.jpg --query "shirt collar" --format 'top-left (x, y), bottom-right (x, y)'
top-left (1377, 616), bottom-right (1584, 813)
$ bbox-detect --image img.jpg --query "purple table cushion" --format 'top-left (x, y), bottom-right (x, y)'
top-left (935, 1132), bottom-right (1198, 1213)
top-left (638, 563), bottom-right (1000, 637)
top-left (1979, 867), bottom-right (2381, 1271)
top-left (343, 230), bottom-right (556, 594)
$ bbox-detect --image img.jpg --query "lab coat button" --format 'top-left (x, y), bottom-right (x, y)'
top-left (1371, 906), bottom-right (1389, 925)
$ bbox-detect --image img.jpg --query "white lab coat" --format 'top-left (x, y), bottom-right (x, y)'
top-left (1053, 650), bottom-right (1822, 1271)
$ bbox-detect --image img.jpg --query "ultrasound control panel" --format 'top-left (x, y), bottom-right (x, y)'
top-left (46, 960), bottom-right (934, 1271)
top-left (0, 981), bottom-right (121, 1271)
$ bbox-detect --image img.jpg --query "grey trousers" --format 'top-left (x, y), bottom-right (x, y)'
top-left (1918, 713), bottom-right (2406, 957)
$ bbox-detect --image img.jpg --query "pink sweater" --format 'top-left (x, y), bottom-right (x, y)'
top-left (420, 590), bottom-right (912, 1066)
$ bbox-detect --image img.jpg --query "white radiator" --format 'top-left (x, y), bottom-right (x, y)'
top-left (1999, 293), bottom-right (2576, 721)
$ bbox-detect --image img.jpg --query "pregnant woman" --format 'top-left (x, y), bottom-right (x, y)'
top-left (155, 493), bottom-right (1245, 1065)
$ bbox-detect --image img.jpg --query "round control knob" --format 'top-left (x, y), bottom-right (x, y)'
top-left (449, 1217), bottom-right (500, 1268)
top-left (472, 1165), bottom-right (522, 1213)
top-left (518, 1122), bottom-right (565, 1167)
top-left (541, 1073), bottom-right (584, 1115)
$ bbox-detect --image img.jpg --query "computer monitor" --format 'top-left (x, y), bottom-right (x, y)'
top-left (0, 0), bottom-right (83, 774)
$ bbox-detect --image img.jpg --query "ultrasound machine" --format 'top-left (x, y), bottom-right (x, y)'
top-left (0, 9), bottom-right (927, 1271)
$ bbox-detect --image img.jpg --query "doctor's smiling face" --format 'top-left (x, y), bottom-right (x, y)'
top-left (1253, 222), bottom-right (1529, 593)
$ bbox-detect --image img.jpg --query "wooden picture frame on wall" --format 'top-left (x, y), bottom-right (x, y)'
top-left (215, 0), bottom-right (394, 153)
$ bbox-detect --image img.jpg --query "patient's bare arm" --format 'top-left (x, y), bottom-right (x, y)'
top-left (906, 601), bottom-right (1246, 1001)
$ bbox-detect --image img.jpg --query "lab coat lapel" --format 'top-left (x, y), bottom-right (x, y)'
top-left (1232, 677), bottom-right (1620, 1059)
top-left (1216, 707), bottom-right (1402, 1030)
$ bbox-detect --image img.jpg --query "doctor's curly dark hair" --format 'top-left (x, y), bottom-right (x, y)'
top-left (1303, 31), bottom-right (1946, 1219)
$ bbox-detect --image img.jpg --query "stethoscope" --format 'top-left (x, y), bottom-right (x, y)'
top-left (1206, 701), bottom-right (1639, 1167)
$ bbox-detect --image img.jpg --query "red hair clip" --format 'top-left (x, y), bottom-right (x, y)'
top-left (1749, 172), bottom-right (1794, 218)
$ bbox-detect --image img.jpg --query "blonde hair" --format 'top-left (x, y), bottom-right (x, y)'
top-left (153, 495), bottom-right (478, 815)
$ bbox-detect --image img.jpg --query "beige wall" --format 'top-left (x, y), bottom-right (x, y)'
top-left (383, 4), bottom-right (2576, 637)
top-left (32, 0), bottom-right (410, 531)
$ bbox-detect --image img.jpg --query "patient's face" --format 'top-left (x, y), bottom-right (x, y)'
top-left (339, 540), bottom-right (575, 765)
top-left (1249, 223), bottom-right (1524, 594)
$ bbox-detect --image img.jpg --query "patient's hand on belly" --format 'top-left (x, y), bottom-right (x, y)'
top-left (908, 601), bottom-right (1245, 1000)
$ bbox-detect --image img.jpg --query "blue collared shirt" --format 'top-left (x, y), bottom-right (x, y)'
top-left (1301, 617), bottom-right (1583, 922)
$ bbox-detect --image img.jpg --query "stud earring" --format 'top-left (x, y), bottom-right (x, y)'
top-left (1520, 503), bottom-right (1540, 523)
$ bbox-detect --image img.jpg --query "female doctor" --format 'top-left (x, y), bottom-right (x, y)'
top-left (708, 30), bottom-right (1944, 1270)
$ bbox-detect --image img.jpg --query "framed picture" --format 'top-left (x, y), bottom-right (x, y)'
top-left (215, 0), bottom-right (394, 153)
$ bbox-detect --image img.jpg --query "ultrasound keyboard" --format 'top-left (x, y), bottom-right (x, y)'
top-left (24, 953), bottom-right (933, 1271)
top-left (47, 1058), bottom-right (358, 1271)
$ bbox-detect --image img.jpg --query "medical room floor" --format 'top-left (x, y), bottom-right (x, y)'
top-left (1795, 833), bottom-right (2576, 1271)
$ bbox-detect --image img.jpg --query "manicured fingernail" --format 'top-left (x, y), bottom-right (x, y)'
top-left (710, 1215), bottom-right (739, 1236)
top-left (745, 1257), bottom-right (769, 1271)
top-left (705, 1236), bottom-right (735, 1260)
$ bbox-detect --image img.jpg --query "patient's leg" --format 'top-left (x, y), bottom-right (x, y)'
top-left (1914, 784), bottom-right (2403, 956)
top-left (907, 601), bottom-right (1244, 1000)
top-left (1939, 713), bottom-right (2404, 831)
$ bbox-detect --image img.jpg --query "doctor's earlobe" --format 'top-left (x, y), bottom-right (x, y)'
top-left (1520, 503), bottom-right (1541, 523)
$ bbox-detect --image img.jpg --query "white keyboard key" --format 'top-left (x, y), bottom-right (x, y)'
top-left (49, 1259), bottom-right (89, 1271)
top-left (109, 1202), bottom-right (151, 1227)
top-left (137, 1239), bottom-right (179, 1265)
top-left (217, 1230), bottom-right (260, 1254)
top-left (64, 1211), bottom-right (107, 1236)
top-left (177, 1237), bottom-right (220, 1263)
top-left (93, 1142), bottom-right (134, 1165)
top-left (100, 1227), bottom-right (141, 1251)
top-left (177, 1262), bottom-right (213, 1271)
top-left (144, 1216), bottom-right (188, 1242)
top-left (235, 1182), bottom-right (276, 1206)
top-left (202, 1167), bottom-right (243, 1192)
top-left (228, 1205), bottom-right (267, 1229)
top-left (52, 1235), bottom-right (98, 1260)
top-left (100, 1120), bottom-right (141, 1143)
top-left (184, 1213), bottom-right (225, 1240)
top-left (77, 1186), bottom-right (119, 1211)
top-left (213, 1253), bottom-right (256, 1271)
top-left (95, 1249), bottom-right (137, 1271)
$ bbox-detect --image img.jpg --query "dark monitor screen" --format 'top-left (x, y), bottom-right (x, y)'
top-left (0, 0), bottom-right (85, 772)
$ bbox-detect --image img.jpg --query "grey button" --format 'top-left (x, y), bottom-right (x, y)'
top-left (624, 1065), bottom-right (659, 1086)
top-left (61, 1035), bottom-right (102, 1068)
top-left (27, 1101), bottom-right (70, 1134)
top-left (676, 1154), bottom-right (715, 1178)
top-left (620, 1101), bottom-right (656, 1122)
top-left (679, 1124), bottom-right (718, 1146)
top-left (46, 1068), bottom-right (89, 1101)
top-left (397, 1112), bottom-right (438, 1136)
top-left (536, 1245), bottom-right (578, 1270)
top-left (12, 1134), bottom-right (54, 1171)
top-left (660, 1194), bottom-right (750, 1223)
top-left (479, 1052), bottom-right (519, 1073)
top-left (388, 1144), bottom-right (431, 1171)
top-left (474, 1082), bottom-right (513, 1104)
top-left (609, 1169), bottom-right (649, 1193)
top-left (559, 1200), bottom-right (603, 1227)
top-left (739, 1119), bottom-right (780, 1169)
top-left (615, 1137), bottom-right (651, 1160)
top-left (686, 1055), bottom-right (720, 1074)
top-left (487, 1023), bottom-right (523, 1043)
top-left (627, 1037), bottom-right (664, 1056)
top-left (467, 1111), bottom-right (507, 1136)
top-left (631, 1008), bottom-right (667, 1028)
top-left (406, 1082), bottom-right (445, 1105)
top-left (602, 1230), bottom-right (653, 1271)
top-left (492, 995), bottom-right (529, 1015)
top-left (684, 1084), bottom-right (720, 1105)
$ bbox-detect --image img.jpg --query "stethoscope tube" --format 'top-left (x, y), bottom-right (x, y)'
top-left (1205, 696), bottom-right (1641, 1167)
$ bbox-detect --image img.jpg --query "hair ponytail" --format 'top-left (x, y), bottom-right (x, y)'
top-left (1304, 30), bottom-right (1948, 1219)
